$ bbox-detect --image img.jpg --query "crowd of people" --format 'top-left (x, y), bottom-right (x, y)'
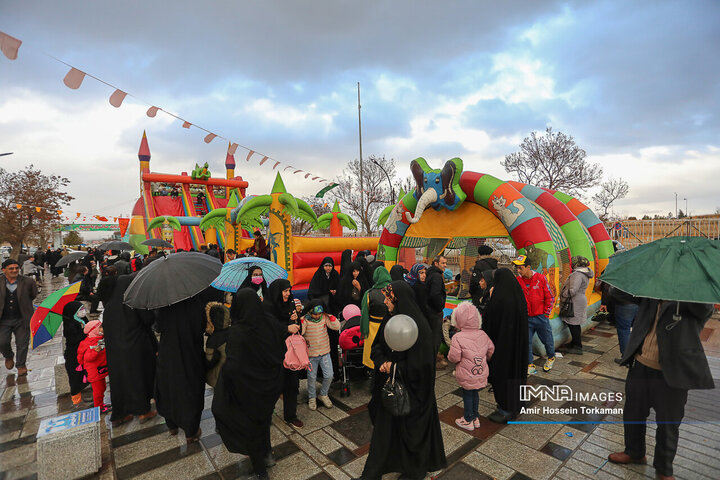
top-left (0, 239), bottom-right (714, 480)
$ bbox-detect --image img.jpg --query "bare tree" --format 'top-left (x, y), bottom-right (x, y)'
top-left (291, 197), bottom-right (330, 235)
top-left (330, 155), bottom-right (396, 234)
top-left (0, 165), bottom-right (73, 257)
top-left (501, 127), bottom-right (603, 195)
top-left (592, 177), bottom-right (629, 221)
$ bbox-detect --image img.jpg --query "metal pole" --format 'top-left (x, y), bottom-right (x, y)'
top-left (357, 82), bottom-right (364, 233)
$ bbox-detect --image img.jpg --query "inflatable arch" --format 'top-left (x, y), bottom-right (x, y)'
top-left (377, 158), bottom-right (612, 345)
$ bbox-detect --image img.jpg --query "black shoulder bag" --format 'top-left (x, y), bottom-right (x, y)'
top-left (381, 363), bottom-right (411, 416)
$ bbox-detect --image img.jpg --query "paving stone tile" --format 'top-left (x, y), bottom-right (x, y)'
top-left (305, 429), bottom-right (342, 455)
top-left (329, 410), bottom-right (372, 448)
top-left (540, 441), bottom-right (572, 461)
top-left (462, 451), bottom-right (515, 480)
top-left (130, 451), bottom-right (214, 480)
top-left (477, 433), bottom-right (561, 480)
top-left (499, 415), bottom-right (561, 449)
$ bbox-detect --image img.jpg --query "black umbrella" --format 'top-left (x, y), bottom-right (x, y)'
top-left (123, 252), bottom-right (222, 309)
top-left (55, 251), bottom-right (88, 268)
top-left (141, 238), bottom-right (174, 249)
top-left (99, 241), bottom-right (133, 251)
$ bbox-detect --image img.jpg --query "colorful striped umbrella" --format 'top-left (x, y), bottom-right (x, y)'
top-left (30, 281), bottom-right (82, 349)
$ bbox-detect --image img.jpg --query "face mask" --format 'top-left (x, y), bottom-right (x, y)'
top-left (251, 276), bottom-right (263, 285)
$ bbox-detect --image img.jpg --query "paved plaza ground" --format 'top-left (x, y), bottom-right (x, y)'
top-left (1, 274), bottom-right (719, 480)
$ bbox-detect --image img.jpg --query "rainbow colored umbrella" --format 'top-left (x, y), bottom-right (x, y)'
top-left (30, 281), bottom-right (82, 349)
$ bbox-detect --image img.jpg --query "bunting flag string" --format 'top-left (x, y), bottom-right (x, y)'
top-left (1, 30), bottom-right (343, 194)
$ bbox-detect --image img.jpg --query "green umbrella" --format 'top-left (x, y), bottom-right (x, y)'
top-left (600, 236), bottom-right (720, 304)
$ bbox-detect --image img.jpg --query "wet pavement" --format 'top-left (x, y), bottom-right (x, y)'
top-left (1, 273), bottom-right (719, 479)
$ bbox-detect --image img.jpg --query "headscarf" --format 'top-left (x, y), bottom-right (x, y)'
top-left (360, 266), bottom-right (392, 338)
top-left (571, 256), bottom-right (590, 269)
top-left (389, 264), bottom-right (408, 281)
top-left (307, 256), bottom-right (340, 299)
top-left (238, 266), bottom-right (269, 300)
top-left (263, 278), bottom-right (294, 325)
top-left (225, 288), bottom-right (284, 395)
top-left (404, 263), bottom-right (427, 286)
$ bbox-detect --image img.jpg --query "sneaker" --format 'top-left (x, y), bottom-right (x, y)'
top-left (308, 398), bottom-right (317, 411)
top-left (318, 395), bottom-right (333, 408)
top-left (455, 417), bottom-right (474, 431)
top-left (543, 357), bottom-right (555, 372)
top-left (473, 418), bottom-right (480, 428)
top-left (528, 364), bottom-right (537, 375)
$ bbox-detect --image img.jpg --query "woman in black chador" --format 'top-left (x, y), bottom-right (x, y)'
top-left (482, 267), bottom-right (529, 423)
top-left (103, 271), bottom-right (158, 426)
top-left (355, 280), bottom-right (447, 480)
top-left (154, 289), bottom-right (215, 443)
top-left (61, 301), bottom-right (88, 407)
top-left (263, 278), bottom-right (304, 428)
top-left (213, 288), bottom-right (285, 479)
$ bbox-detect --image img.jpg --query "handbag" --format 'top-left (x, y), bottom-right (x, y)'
top-left (381, 363), bottom-right (411, 416)
top-left (559, 297), bottom-right (574, 318)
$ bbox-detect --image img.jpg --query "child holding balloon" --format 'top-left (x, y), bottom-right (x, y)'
top-left (447, 302), bottom-right (494, 430)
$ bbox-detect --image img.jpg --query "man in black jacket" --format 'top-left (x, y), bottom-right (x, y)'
top-left (0, 259), bottom-right (39, 375)
top-left (425, 255), bottom-right (447, 367)
top-left (608, 299), bottom-right (714, 480)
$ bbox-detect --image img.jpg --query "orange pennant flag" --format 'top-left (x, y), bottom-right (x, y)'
top-left (182, 121), bottom-right (192, 128)
top-left (0, 31), bottom-right (22, 60)
top-left (118, 218), bottom-right (130, 237)
top-left (109, 89), bottom-right (127, 107)
top-left (204, 133), bottom-right (217, 143)
top-left (147, 106), bottom-right (160, 117)
top-left (63, 67), bottom-right (86, 89)
top-left (246, 150), bottom-right (255, 162)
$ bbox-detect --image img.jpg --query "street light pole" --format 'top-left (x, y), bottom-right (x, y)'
top-left (371, 157), bottom-right (395, 204)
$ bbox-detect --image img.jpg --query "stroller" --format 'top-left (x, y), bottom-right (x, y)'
top-left (338, 304), bottom-right (366, 397)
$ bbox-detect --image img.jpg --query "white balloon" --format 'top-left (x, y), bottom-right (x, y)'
top-left (384, 314), bottom-right (419, 352)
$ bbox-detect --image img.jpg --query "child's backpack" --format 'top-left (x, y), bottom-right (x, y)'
top-left (284, 334), bottom-right (311, 371)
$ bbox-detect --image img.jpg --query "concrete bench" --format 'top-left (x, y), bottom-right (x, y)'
top-left (37, 407), bottom-right (101, 480)
top-left (54, 356), bottom-right (70, 396)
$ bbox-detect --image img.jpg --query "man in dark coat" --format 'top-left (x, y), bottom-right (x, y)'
top-left (103, 271), bottom-right (158, 426)
top-left (0, 259), bottom-right (38, 376)
top-left (608, 299), bottom-right (714, 480)
top-left (425, 255), bottom-right (447, 354)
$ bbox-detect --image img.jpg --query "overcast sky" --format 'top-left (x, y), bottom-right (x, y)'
top-left (1, 0), bottom-right (719, 227)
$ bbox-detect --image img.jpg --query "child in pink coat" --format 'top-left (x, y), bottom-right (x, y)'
top-left (448, 302), bottom-right (494, 430)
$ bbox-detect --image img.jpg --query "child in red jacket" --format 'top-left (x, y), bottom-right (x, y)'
top-left (77, 320), bottom-right (111, 413)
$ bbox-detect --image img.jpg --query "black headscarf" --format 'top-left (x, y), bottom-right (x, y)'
top-left (307, 256), bottom-right (340, 300)
top-left (389, 264), bottom-right (408, 282)
top-left (339, 249), bottom-right (353, 279)
top-left (238, 266), bottom-right (270, 301)
top-left (482, 267), bottom-right (528, 415)
top-left (263, 278), bottom-right (294, 326)
top-left (337, 261), bottom-right (369, 309)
